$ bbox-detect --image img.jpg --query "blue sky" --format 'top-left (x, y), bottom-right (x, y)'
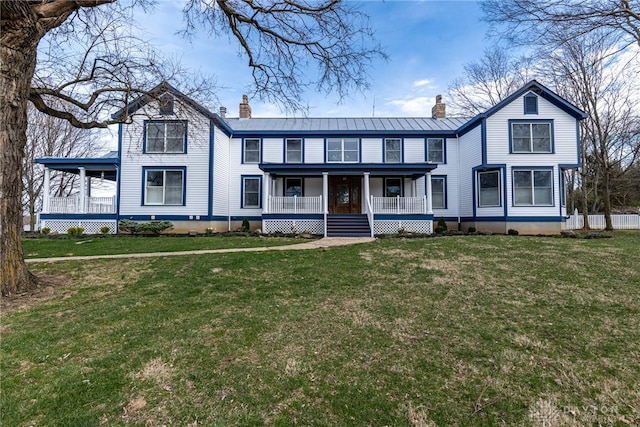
top-left (136, 1), bottom-right (490, 118)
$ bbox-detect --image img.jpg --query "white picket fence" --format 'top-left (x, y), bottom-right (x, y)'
top-left (565, 212), bottom-right (640, 230)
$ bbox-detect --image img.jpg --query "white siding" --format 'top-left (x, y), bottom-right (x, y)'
top-left (305, 178), bottom-right (323, 197)
top-left (228, 137), bottom-right (263, 218)
top-left (262, 138), bottom-right (282, 163)
top-left (430, 137), bottom-right (460, 217)
top-left (305, 138), bottom-right (324, 163)
top-left (458, 125), bottom-right (482, 217)
top-left (212, 126), bottom-right (230, 217)
top-left (361, 138), bottom-right (381, 163)
top-left (119, 102), bottom-right (210, 217)
top-left (404, 138), bottom-right (424, 163)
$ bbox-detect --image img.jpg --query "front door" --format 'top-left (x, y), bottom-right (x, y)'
top-left (329, 176), bottom-right (361, 214)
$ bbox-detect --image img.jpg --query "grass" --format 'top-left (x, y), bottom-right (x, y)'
top-left (21, 234), bottom-right (304, 259)
top-left (2, 232), bottom-right (640, 426)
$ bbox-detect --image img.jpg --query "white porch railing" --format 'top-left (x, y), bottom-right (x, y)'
top-left (565, 212), bottom-right (640, 230)
top-left (268, 195), bottom-right (323, 214)
top-left (48, 195), bottom-right (116, 214)
top-left (371, 196), bottom-right (428, 214)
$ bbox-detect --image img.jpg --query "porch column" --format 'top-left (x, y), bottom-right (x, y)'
top-left (322, 172), bottom-right (328, 237)
top-left (86, 176), bottom-right (92, 198)
top-left (79, 167), bottom-right (86, 214)
top-left (42, 167), bottom-right (51, 213)
top-left (425, 171), bottom-right (433, 214)
top-left (363, 172), bottom-right (370, 213)
top-left (263, 172), bottom-right (270, 214)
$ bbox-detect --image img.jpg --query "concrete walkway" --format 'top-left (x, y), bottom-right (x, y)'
top-left (25, 237), bottom-right (376, 264)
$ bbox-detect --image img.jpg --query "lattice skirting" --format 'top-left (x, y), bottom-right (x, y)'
top-left (41, 219), bottom-right (117, 234)
top-left (263, 219), bottom-right (324, 235)
top-left (373, 220), bottom-right (433, 235)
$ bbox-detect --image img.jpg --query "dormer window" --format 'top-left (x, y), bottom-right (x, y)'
top-left (159, 94), bottom-right (175, 115)
top-left (524, 93), bottom-right (538, 115)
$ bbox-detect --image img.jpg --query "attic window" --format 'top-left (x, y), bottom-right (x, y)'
top-left (159, 94), bottom-right (174, 115)
top-left (524, 93), bottom-right (538, 115)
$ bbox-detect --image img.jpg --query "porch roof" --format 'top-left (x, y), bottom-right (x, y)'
top-left (35, 151), bottom-right (119, 181)
top-left (259, 162), bottom-right (438, 178)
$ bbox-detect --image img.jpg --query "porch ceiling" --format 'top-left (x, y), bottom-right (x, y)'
top-left (35, 157), bottom-right (119, 181)
top-left (259, 162), bottom-right (438, 179)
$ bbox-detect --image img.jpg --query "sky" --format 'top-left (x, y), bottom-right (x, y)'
top-left (132, 0), bottom-right (491, 119)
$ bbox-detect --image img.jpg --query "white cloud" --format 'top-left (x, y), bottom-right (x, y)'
top-left (386, 96), bottom-right (433, 116)
top-left (413, 79), bottom-right (433, 88)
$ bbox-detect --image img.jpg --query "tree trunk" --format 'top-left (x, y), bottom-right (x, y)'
top-left (1, 13), bottom-right (43, 296)
top-left (602, 167), bottom-right (614, 231)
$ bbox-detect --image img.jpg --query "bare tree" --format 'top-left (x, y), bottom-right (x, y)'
top-left (482, 0), bottom-right (640, 52)
top-left (447, 47), bottom-right (536, 116)
top-left (1, 1), bottom-right (384, 296)
top-left (23, 104), bottom-right (101, 232)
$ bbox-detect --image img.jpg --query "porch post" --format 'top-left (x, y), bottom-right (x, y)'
top-left (425, 172), bottom-right (433, 214)
top-left (79, 167), bottom-right (86, 214)
top-left (363, 172), bottom-right (370, 213)
top-left (322, 172), bottom-right (328, 237)
top-left (42, 167), bottom-right (51, 213)
top-left (263, 172), bottom-right (270, 214)
top-left (86, 176), bottom-right (92, 198)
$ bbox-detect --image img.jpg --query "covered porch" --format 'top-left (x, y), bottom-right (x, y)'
top-left (259, 163), bottom-right (438, 236)
top-left (35, 153), bottom-right (119, 234)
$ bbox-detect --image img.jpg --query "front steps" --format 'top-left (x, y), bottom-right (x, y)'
top-left (326, 214), bottom-right (371, 237)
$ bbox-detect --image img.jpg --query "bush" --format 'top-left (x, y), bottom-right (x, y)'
top-left (41, 227), bottom-right (51, 235)
top-left (67, 226), bottom-right (84, 237)
top-left (468, 226), bottom-right (476, 233)
top-left (100, 226), bottom-right (111, 234)
top-left (435, 217), bottom-right (448, 233)
top-left (118, 219), bottom-right (173, 235)
top-left (507, 229), bottom-right (519, 236)
top-left (205, 227), bottom-right (214, 236)
top-left (241, 218), bottom-right (250, 232)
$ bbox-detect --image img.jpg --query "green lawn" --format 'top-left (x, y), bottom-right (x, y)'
top-left (21, 234), bottom-right (304, 259)
top-left (2, 233), bottom-right (639, 426)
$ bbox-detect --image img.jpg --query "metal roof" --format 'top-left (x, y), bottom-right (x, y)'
top-left (223, 117), bottom-right (469, 134)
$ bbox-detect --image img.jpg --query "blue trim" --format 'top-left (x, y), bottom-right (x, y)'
top-left (241, 175), bottom-right (262, 208)
top-left (473, 165), bottom-right (506, 211)
top-left (374, 214), bottom-right (434, 220)
top-left (142, 120), bottom-right (188, 154)
top-left (262, 213), bottom-right (324, 220)
top-left (511, 167), bottom-right (555, 207)
top-left (230, 216), bottom-right (262, 221)
top-left (285, 137), bottom-right (304, 164)
top-left (121, 215), bottom-right (223, 221)
top-left (141, 166), bottom-right (187, 206)
top-left (383, 137), bottom-right (404, 163)
top-left (524, 92), bottom-right (538, 114)
top-left (481, 120), bottom-right (487, 165)
top-left (259, 162), bottom-right (438, 177)
top-left (470, 216), bottom-right (566, 223)
top-left (208, 121), bottom-right (215, 219)
top-left (426, 137), bottom-right (446, 164)
top-left (508, 120), bottom-right (554, 154)
top-left (430, 175), bottom-right (448, 209)
top-left (242, 138), bottom-right (261, 164)
top-left (576, 119), bottom-right (582, 168)
top-left (40, 213), bottom-right (118, 220)
top-left (383, 177), bottom-right (404, 197)
top-left (232, 129), bottom-right (460, 138)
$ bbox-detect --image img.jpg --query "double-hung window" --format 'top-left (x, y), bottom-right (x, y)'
top-left (145, 121), bottom-right (186, 153)
top-left (511, 122), bottom-right (552, 153)
top-left (144, 168), bottom-right (185, 205)
top-left (285, 178), bottom-right (303, 197)
top-left (478, 170), bottom-right (501, 207)
top-left (327, 138), bottom-right (359, 162)
top-left (384, 178), bottom-right (403, 197)
top-left (431, 176), bottom-right (446, 209)
top-left (426, 138), bottom-right (444, 163)
top-left (286, 138), bottom-right (302, 163)
top-left (242, 176), bottom-right (261, 208)
top-left (384, 138), bottom-right (401, 163)
top-left (243, 139), bottom-right (260, 163)
top-left (513, 169), bottom-right (553, 206)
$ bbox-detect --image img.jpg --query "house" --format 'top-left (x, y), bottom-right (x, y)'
top-left (36, 80), bottom-right (588, 236)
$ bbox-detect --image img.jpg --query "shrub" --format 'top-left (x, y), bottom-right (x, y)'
top-left (435, 217), bottom-right (448, 233)
top-left (67, 226), bottom-right (84, 237)
top-left (204, 227), bottom-right (214, 236)
top-left (507, 229), bottom-right (519, 236)
top-left (118, 219), bottom-right (173, 235)
top-left (241, 218), bottom-right (250, 232)
top-left (468, 226), bottom-right (476, 233)
top-left (100, 226), bottom-right (111, 234)
top-left (41, 227), bottom-right (51, 235)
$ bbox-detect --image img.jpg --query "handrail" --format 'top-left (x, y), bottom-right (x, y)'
top-left (366, 195), bottom-right (374, 237)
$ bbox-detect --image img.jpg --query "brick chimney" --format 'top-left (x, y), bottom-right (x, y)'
top-left (239, 94), bottom-right (252, 119)
top-left (431, 95), bottom-right (446, 119)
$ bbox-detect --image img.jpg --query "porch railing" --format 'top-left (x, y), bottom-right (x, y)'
top-left (48, 195), bottom-right (116, 214)
top-left (268, 195), bottom-right (323, 214)
top-left (371, 196), bottom-right (427, 214)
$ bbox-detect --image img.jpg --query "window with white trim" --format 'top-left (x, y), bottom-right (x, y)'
top-left (384, 138), bottom-right (401, 163)
top-left (427, 138), bottom-right (444, 163)
top-left (384, 178), bottom-right (402, 197)
top-left (285, 178), bottom-right (303, 197)
top-left (243, 139), bottom-right (260, 163)
top-left (144, 169), bottom-right (184, 205)
top-left (327, 138), bottom-right (359, 162)
top-left (431, 176), bottom-right (446, 209)
top-left (286, 138), bottom-right (302, 163)
top-left (478, 170), bottom-right (501, 207)
top-left (513, 170), bottom-right (553, 206)
top-left (242, 176), bottom-right (261, 208)
top-left (145, 121), bottom-right (186, 153)
top-left (511, 122), bottom-right (551, 153)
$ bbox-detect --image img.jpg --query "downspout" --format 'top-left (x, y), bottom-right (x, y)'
top-left (456, 133), bottom-right (462, 231)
